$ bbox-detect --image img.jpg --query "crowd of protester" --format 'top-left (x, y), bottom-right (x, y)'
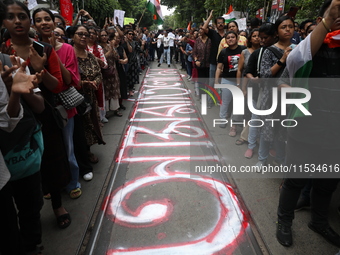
top-left (1, 0), bottom-right (340, 254)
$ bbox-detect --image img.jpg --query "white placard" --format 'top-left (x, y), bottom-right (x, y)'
top-left (235, 18), bottom-right (247, 31)
top-left (28, 0), bottom-right (38, 10)
top-left (114, 10), bottom-right (125, 27)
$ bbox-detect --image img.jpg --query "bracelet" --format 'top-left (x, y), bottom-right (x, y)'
top-left (322, 18), bottom-right (331, 32)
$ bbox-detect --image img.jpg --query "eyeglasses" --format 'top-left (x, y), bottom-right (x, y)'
top-left (54, 31), bottom-right (65, 38)
top-left (128, 33), bottom-right (133, 35)
top-left (75, 32), bottom-right (90, 38)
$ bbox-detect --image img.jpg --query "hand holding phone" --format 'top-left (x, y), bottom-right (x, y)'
top-left (33, 41), bottom-right (44, 57)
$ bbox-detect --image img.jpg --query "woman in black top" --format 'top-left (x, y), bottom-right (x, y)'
top-left (215, 31), bottom-right (246, 135)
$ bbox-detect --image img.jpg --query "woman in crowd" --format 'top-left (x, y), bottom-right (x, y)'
top-left (192, 27), bottom-right (211, 97)
top-left (217, 21), bottom-right (247, 57)
top-left (235, 28), bottom-right (260, 145)
top-left (112, 32), bottom-right (129, 110)
top-left (255, 15), bottom-right (294, 168)
top-left (277, 0), bottom-right (340, 248)
top-left (69, 25), bottom-right (105, 171)
top-left (243, 23), bottom-right (277, 159)
top-left (2, 0), bottom-right (73, 232)
top-left (32, 7), bottom-right (81, 227)
top-left (99, 29), bottom-right (122, 117)
top-left (215, 30), bottom-right (246, 136)
top-left (124, 29), bottom-right (143, 97)
top-left (87, 26), bottom-right (107, 123)
top-left (0, 12), bottom-right (45, 250)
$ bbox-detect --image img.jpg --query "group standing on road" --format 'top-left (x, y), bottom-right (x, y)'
top-left (1, 0), bottom-right (340, 254)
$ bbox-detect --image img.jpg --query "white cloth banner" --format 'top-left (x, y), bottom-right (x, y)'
top-left (114, 10), bottom-right (125, 27)
top-left (28, 0), bottom-right (38, 10)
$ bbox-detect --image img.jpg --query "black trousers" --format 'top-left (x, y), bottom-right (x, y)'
top-left (278, 136), bottom-right (340, 227)
top-left (0, 172), bottom-right (43, 255)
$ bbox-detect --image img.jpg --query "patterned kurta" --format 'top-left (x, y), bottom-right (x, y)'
top-left (77, 52), bottom-right (105, 146)
top-left (102, 44), bottom-right (120, 100)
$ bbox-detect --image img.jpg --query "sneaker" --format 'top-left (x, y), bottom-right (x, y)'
top-left (294, 197), bottom-right (310, 212)
top-left (83, 172), bottom-right (93, 181)
top-left (245, 148), bottom-right (253, 159)
top-left (276, 221), bottom-right (292, 247)
top-left (158, 63), bottom-right (161, 67)
top-left (101, 117), bottom-right (109, 123)
top-left (308, 222), bottom-right (340, 247)
top-left (187, 75), bottom-right (191, 80)
top-left (254, 160), bottom-right (266, 172)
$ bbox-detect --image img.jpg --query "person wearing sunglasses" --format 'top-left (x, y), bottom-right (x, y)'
top-left (69, 25), bottom-right (105, 170)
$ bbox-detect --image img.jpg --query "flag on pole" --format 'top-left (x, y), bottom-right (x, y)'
top-left (224, 5), bottom-right (236, 23)
top-left (146, 0), bottom-right (164, 24)
top-left (60, 0), bottom-right (74, 26)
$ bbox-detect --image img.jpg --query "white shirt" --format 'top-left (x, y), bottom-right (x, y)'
top-left (168, 32), bottom-right (175, 47)
top-left (157, 34), bottom-right (164, 48)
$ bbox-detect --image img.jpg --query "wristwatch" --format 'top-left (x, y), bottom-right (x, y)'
top-left (277, 60), bottom-right (285, 66)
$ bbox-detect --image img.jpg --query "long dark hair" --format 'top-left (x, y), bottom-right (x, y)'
top-left (247, 28), bottom-right (259, 48)
top-left (32, 8), bottom-right (55, 24)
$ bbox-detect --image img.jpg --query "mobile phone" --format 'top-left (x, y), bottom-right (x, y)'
top-left (287, 7), bottom-right (299, 19)
top-left (33, 41), bottom-right (44, 57)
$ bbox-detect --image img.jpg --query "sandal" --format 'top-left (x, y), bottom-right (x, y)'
top-left (114, 110), bottom-right (123, 117)
top-left (229, 127), bottom-right (237, 137)
top-left (88, 152), bottom-right (99, 164)
top-left (56, 213), bottom-right (71, 229)
top-left (69, 188), bottom-right (82, 199)
top-left (235, 139), bottom-right (246, 145)
top-left (43, 193), bottom-right (51, 200)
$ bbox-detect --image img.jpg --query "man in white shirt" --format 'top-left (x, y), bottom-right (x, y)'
top-left (168, 29), bottom-right (175, 64)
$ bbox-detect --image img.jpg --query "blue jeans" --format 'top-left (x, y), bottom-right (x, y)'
top-left (208, 64), bottom-right (217, 105)
top-left (62, 117), bottom-right (80, 192)
top-left (248, 99), bottom-right (261, 150)
top-left (160, 48), bottom-right (170, 65)
top-left (258, 134), bottom-right (286, 163)
top-left (219, 78), bottom-right (236, 119)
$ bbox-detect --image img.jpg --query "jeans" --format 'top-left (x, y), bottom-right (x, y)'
top-left (208, 64), bottom-right (217, 105)
top-left (186, 60), bottom-right (192, 76)
top-left (258, 134), bottom-right (286, 163)
top-left (0, 172), bottom-right (43, 254)
top-left (160, 48), bottom-right (170, 65)
top-left (63, 117), bottom-right (80, 193)
top-left (248, 99), bottom-right (261, 150)
top-left (219, 78), bottom-right (236, 119)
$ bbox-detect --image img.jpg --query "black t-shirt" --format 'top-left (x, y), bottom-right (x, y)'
top-left (207, 29), bottom-right (224, 65)
top-left (217, 45), bottom-right (246, 78)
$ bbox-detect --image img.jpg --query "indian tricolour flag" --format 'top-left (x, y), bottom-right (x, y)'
top-left (146, 0), bottom-right (164, 25)
top-left (287, 34), bottom-right (313, 119)
top-left (224, 5), bottom-right (236, 23)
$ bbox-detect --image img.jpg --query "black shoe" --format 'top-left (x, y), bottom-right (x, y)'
top-left (168, 64), bottom-right (170, 67)
top-left (276, 221), bottom-right (292, 247)
top-left (158, 63), bottom-right (161, 67)
top-left (308, 222), bottom-right (340, 247)
top-left (294, 198), bottom-right (310, 212)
